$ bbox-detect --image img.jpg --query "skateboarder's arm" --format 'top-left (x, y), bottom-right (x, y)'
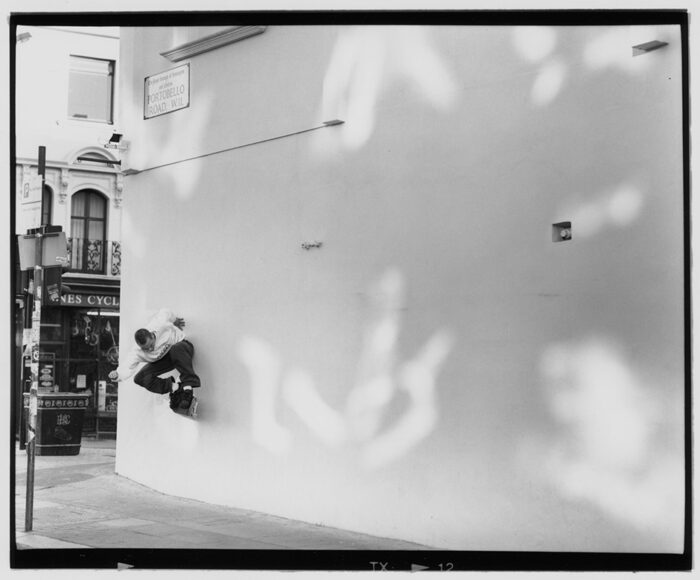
top-left (109, 348), bottom-right (145, 382)
top-left (151, 308), bottom-right (185, 330)
top-left (152, 308), bottom-right (177, 325)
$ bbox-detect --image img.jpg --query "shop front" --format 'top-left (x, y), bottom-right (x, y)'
top-left (21, 279), bottom-right (121, 442)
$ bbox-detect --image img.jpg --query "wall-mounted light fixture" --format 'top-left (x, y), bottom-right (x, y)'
top-left (632, 40), bottom-right (669, 56)
top-left (552, 221), bottom-right (572, 242)
top-left (100, 132), bottom-right (129, 152)
top-left (103, 132), bottom-right (126, 150)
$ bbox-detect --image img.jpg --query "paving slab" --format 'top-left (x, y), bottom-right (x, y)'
top-left (13, 439), bottom-right (432, 553)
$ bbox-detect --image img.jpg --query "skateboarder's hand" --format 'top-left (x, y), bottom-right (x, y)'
top-left (108, 371), bottom-right (119, 381)
top-left (174, 317), bottom-right (186, 329)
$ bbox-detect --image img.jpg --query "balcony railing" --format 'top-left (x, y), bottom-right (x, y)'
top-left (67, 238), bottom-right (121, 276)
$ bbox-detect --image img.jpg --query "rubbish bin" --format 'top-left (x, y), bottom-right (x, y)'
top-left (22, 392), bottom-right (90, 456)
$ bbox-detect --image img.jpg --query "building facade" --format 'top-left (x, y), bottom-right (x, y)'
top-left (15, 26), bottom-right (122, 438)
top-left (114, 23), bottom-right (686, 551)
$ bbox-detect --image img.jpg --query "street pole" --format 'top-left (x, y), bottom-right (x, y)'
top-left (25, 146), bottom-right (45, 532)
top-left (24, 239), bottom-right (42, 532)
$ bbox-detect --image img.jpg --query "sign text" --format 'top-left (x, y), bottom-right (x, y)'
top-left (144, 64), bottom-right (190, 119)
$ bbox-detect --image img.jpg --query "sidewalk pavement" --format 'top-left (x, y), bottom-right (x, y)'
top-left (13, 437), bottom-right (431, 552)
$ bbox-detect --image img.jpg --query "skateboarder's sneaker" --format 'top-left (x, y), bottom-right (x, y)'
top-left (178, 388), bottom-right (193, 410)
top-left (173, 397), bottom-right (198, 417)
top-left (168, 389), bottom-right (180, 410)
top-left (169, 386), bottom-right (190, 410)
top-left (171, 387), bottom-right (197, 417)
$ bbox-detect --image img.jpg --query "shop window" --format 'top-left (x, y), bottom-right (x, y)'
top-left (40, 308), bottom-right (64, 343)
top-left (70, 190), bottom-right (107, 274)
top-left (68, 55), bottom-right (114, 123)
top-left (67, 309), bottom-right (120, 436)
top-left (68, 310), bottom-right (120, 366)
top-left (37, 308), bottom-right (66, 392)
top-left (20, 303), bottom-right (121, 438)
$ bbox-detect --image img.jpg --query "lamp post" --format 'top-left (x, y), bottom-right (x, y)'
top-left (18, 223), bottom-right (68, 531)
top-left (24, 240), bottom-right (43, 531)
top-left (23, 146), bottom-right (46, 532)
top-left (20, 146), bottom-right (68, 532)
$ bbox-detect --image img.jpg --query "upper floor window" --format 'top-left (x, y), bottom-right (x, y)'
top-left (70, 190), bottom-right (107, 274)
top-left (68, 56), bottom-right (114, 123)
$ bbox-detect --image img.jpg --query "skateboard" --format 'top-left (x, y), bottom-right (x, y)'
top-left (173, 395), bottom-right (199, 418)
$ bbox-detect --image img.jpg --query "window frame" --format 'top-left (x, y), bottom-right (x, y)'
top-left (67, 55), bottom-right (115, 124)
top-left (69, 190), bottom-right (108, 274)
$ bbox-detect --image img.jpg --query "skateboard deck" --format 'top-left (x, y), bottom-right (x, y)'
top-left (189, 396), bottom-right (199, 418)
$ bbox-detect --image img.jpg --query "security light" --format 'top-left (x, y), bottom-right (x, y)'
top-left (103, 132), bottom-right (127, 151)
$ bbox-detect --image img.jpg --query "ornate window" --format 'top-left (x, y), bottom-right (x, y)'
top-left (70, 190), bottom-right (107, 274)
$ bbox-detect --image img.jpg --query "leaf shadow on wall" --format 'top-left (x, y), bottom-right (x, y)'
top-left (236, 268), bottom-right (454, 470)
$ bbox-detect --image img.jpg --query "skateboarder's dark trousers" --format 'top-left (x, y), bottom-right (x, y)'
top-left (134, 340), bottom-right (201, 394)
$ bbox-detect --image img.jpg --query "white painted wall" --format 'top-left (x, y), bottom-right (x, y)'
top-left (114, 25), bottom-right (686, 552)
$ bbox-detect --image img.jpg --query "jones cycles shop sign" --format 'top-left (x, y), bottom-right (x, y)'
top-left (144, 64), bottom-right (190, 119)
top-left (60, 292), bottom-right (120, 308)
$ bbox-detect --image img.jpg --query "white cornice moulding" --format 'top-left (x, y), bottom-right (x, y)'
top-left (160, 25), bottom-right (268, 62)
top-left (15, 157), bottom-right (120, 175)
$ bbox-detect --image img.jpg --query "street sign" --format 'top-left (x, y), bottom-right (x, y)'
top-left (22, 174), bottom-right (42, 204)
top-left (144, 64), bottom-right (190, 119)
top-left (17, 232), bottom-right (68, 271)
top-left (19, 174), bottom-right (43, 231)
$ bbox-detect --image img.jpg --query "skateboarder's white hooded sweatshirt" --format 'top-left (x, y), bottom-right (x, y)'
top-left (113, 308), bottom-right (186, 381)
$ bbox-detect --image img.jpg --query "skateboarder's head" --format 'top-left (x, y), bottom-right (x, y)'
top-left (135, 328), bottom-right (156, 352)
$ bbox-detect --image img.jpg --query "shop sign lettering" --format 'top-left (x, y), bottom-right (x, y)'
top-left (60, 293), bottom-right (120, 308)
top-left (144, 64), bottom-right (190, 119)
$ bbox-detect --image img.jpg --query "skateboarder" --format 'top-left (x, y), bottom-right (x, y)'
top-left (108, 308), bottom-right (200, 415)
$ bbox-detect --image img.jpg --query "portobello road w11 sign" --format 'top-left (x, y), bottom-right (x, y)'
top-left (144, 64), bottom-right (190, 119)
